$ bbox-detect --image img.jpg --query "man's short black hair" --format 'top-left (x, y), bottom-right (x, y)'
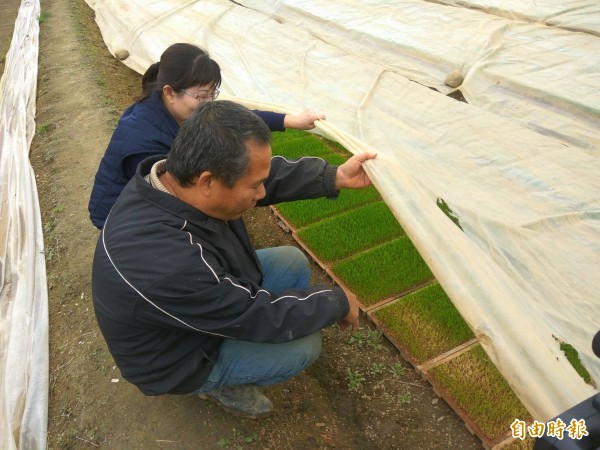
top-left (166, 100), bottom-right (272, 187)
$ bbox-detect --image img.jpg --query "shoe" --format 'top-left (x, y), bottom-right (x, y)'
top-left (198, 385), bottom-right (273, 419)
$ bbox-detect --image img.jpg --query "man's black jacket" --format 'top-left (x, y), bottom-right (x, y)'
top-left (92, 155), bottom-right (350, 395)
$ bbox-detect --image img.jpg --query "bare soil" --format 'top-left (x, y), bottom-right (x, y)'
top-left (22, 0), bottom-right (485, 448)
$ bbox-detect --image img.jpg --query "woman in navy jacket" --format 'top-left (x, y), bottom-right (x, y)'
top-left (88, 43), bottom-right (324, 229)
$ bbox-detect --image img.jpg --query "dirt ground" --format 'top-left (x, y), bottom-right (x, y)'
top-left (14, 0), bottom-right (486, 448)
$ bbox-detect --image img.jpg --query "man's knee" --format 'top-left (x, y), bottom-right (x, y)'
top-left (294, 332), bottom-right (322, 369)
top-left (268, 245), bottom-right (307, 265)
top-left (258, 246), bottom-right (311, 290)
top-left (279, 246), bottom-right (309, 272)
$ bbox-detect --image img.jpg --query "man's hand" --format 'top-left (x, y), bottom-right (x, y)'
top-left (284, 108), bottom-right (326, 130)
top-left (335, 152), bottom-right (377, 190)
top-left (338, 289), bottom-right (360, 334)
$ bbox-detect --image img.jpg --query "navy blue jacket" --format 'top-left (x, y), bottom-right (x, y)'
top-left (88, 92), bottom-right (286, 229)
top-left (92, 155), bottom-right (347, 395)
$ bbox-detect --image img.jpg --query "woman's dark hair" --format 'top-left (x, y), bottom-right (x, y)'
top-left (137, 43), bottom-right (222, 102)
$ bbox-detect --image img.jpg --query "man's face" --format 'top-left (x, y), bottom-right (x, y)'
top-left (210, 140), bottom-right (271, 221)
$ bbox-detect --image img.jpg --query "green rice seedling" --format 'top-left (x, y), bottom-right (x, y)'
top-left (332, 237), bottom-right (433, 306)
top-left (429, 345), bottom-right (531, 440)
top-left (272, 136), bottom-right (332, 159)
top-left (297, 201), bottom-right (404, 262)
top-left (373, 283), bottom-right (474, 363)
top-left (275, 186), bottom-right (381, 228)
top-left (322, 153), bottom-right (348, 166)
top-left (272, 130), bottom-right (382, 227)
top-left (271, 128), bottom-right (311, 144)
top-left (272, 129), bottom-right (353, 157)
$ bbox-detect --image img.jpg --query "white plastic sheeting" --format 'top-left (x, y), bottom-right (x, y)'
top-left (239, 0), bottom-right (600, 153)
top-left (433, 0), bottom-right (600, 36)
top-left (0, 0), bottom-right (48, 449)
top-left (87, 0), bottom-right (600, 421)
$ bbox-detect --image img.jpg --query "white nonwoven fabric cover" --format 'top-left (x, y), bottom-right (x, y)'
top-left (87, 0), bottom-right (599, 421)
top-left (0, 0), bottom-right (48, 449)
top-left (430, 0), bottom-right (600, 36)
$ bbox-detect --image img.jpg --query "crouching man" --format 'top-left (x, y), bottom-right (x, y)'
top-left (92, 100), bottom-right (377, 418)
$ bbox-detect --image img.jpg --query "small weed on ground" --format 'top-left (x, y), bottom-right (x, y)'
top-left (398, 392), bottom-right (412, 404)
top-left (215, 428), bottom-right (259, 449)
top-left (38, 11), bottom-right (50, 24)
top-left (389, 363), bottom-right (407, 378)
top-left (368, 362), bottom-right (386, 375)
top-left (347, 368), bottom-right (366, 392)
top-left (37, 123), bottom-right (50, 135)
top-left (348, 326), bottom-right (384, 351)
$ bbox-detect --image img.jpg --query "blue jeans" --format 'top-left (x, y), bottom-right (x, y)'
top-left (196, 246), bottom-right (321, 393)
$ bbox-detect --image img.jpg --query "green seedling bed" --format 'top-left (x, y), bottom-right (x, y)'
top-left (274, 187), bottom-right (381, 229)
top-left (297, 201), bottom-right (404, 262)
top-left (270, 129), bottom-right (535, 450)
top-left (273, 136), bottom-right (332, 159)
top-left (332, 237), bottom-right (433, 306)
top-left (371, 283), bottom-right (474, 364)
top-left (272, 130), bottom-right (381, 228)
top-left (425, 344), bottom-right (531, 444)
top-left (271, 128), bottom-right (314, 143)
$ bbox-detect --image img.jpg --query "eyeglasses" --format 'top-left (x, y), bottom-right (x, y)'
top-left (180, 88), bottom-right (220, 103)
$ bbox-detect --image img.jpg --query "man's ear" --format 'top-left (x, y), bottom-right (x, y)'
top-left (194, 171), bottom-right (215, 196)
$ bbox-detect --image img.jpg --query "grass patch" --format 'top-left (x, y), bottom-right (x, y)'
top-left (332, 237), bottom-right (433, 306)
top-left (555, 337), bottom-right (594, 386)
top-left (429, 345), bottom-right (531, 440)
top-left (297, 201), bottom-right (404, 261)
top-left (373, 283), bottom-right (474, 363)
